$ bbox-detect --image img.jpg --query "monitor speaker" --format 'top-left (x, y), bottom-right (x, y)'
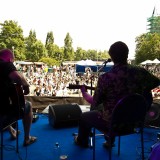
top-left (145, 102), bottom-right (160, 128)
top-left (48, 103), bottom-right (82, 128)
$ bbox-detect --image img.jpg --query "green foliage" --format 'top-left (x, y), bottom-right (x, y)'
top-left (0, 20), bottom-right (116, 63)
top-left (30, 40), bottom-right (47, 62)
top-left (25, 30), bottom-right (47, 61)
top-left (39, 57), bottom-right (59, 67)
top-left (98, 50), bottom-right (110, 60)
top-left (86, 49), bottom-right (97, 60)
top-left (75, 47), bottom-right (87, 61)
top-left (64, 33), bottom-right (74, 61)
top-left (135, 33), bottom-right (160, 64)
top-left (0, 20), bottom-right (26, 60)
top-left (45, 31), bottom-right (54, 46)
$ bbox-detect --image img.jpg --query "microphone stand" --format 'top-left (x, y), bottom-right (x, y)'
top-left (97, 61), bottom-right (107, 77)
top-left (90, 60), bottom-right (110, 95)
top-left (91, 74), bottom-right (93, 95)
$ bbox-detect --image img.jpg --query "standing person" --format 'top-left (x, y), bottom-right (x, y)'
top-left (0, 49), bottom-right (37, 146)
top-left (74, 41), bottom-right (160, 148)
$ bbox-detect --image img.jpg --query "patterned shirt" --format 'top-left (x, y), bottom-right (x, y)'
top-left (92, 64), bottom-right (160, 123)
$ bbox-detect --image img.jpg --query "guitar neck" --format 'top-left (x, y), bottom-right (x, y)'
top-left (67, 84), bottom-right (95, 90)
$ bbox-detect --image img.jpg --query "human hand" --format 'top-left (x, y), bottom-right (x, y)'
top-left (81, 85), bottom-right (87, 93)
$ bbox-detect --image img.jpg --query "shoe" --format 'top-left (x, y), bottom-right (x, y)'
top-left (74, 136), bottom-right (89, 148)
top-left (23, 136), bottom-right (37, 146)
top-left (103, 141), bottom-right (115, 149)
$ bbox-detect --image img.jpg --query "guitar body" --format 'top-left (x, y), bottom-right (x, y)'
top-left (9, 83), bottom-right (25, 119)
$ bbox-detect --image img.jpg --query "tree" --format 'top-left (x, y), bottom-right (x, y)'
top-left (31, 40), bottom-right (47, 62)
top-left (45, 31), bottom-right (55, 58)
top-left (135, 33), bottom-right (160, 64)
top-left (86, 49), bottom-right (97, 60)
top-left (75, 47), bottom-right (87, 61)
top-left (45, 31), bottom-right (54, 45)
top-left (39, 57), bottom-right (59, 67)
top-left (0, 20), bottom-right (111, 63)
top-left (64, 33), bottom-right (74, 61)
top-left (98, 50), bottom-right (110, 61)
top-left (25, 30), bottom-right (37, 60)
top-left (0, 20), bottom-right (26, 60)
top-left (25, 30), bottom-right (47, 61)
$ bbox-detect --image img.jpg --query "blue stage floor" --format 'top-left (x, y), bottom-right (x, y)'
top-left (1, 114), bottom-right (159, 160)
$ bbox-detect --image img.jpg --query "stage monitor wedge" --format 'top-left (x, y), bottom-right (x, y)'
top-left (49, 103), bottom-right (82, 128)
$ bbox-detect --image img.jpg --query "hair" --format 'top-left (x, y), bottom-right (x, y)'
top-left (0, 49), bottom-right (14, 62)
top-left (109, 41), bottom-right (129, 64)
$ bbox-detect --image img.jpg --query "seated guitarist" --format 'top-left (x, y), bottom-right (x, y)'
top-left (74, 41), bottom-right (160, 148)
top-left (0, 49), bottom-right (37, 146)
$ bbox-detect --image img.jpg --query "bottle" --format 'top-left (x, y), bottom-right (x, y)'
top-left (53, 142), bottom-right (61, 160)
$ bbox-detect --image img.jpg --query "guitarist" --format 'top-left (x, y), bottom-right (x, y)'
top-left (74, 41), bottom-right (160, 148)
top-left (0, 49), bottom-right (37, 146)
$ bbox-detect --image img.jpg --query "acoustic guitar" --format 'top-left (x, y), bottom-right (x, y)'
top-left (9, 83), bottom-right (25, 118)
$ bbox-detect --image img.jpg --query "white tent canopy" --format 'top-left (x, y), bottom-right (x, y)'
top-left (77, 59), bottom-right (97, 65)
top-left (140, 60), bottom-right (153, 65)
top-left (140, 58), bottom-right (160, 65)
top-left (152, 58), bottom-right (160, 64)
top-left (105, 61), bottom-right (114, 66)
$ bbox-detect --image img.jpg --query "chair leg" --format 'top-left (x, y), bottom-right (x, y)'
top-left (118, 136), bottom-right (121, 156)
top-left (140, 128), bottom-right (145, 160)
top-left (92, 128), bottom-right (96, 160)
top-left (16, 121), bottom-right (19, 153)
top-left (1, 131), bottom-right (3, 160)
top-left (109, 137), bottom-right (112, 160)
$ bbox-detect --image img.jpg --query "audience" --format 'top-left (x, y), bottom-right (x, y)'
top-left (14, 52), bottom-right (160, 98)
top-left (16, 62), bottom-right (98, 97)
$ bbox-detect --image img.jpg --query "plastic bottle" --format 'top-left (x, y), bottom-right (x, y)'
top-left (53, 142), bottom-right (61, 160)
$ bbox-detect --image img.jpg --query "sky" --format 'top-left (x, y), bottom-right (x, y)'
top-left (0, 0), bottom-right (160, 59)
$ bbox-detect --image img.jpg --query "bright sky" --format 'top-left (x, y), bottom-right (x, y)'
top-left (0, 0), bottom-right (160, 59)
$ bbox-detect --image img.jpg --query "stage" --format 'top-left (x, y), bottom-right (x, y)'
top-left (2, 113), bottom-right (159, 160)
top-left (25, 96), bottom-right (90, 112)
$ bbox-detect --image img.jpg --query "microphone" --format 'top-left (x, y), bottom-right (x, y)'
top-left (103, 58), bottom-right (112, 65)
top-left (98, 58), bottom-right (112, 73)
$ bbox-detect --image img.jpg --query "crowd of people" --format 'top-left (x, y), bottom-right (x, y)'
top-left (14, 59), bottom-right (160, 99)
top-left (142, 65), bottom-right (160, 98)
top-left (15, 62), bottom-right (99, 97)
top-left (143, 64), bottom-right (160, 78)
